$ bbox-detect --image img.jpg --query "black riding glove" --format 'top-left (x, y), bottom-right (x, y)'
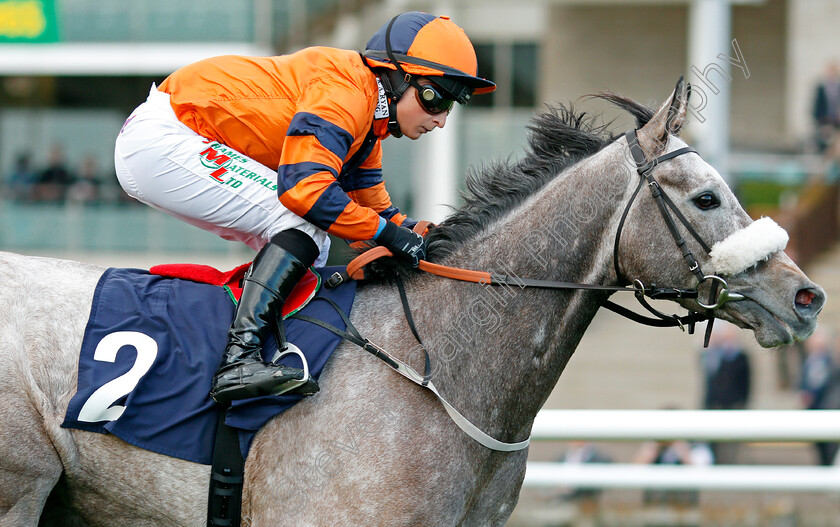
top-left (376, 221), bottom-right (426, 268)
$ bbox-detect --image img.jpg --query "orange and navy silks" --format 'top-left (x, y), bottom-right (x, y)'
top-left (159, 48), bottom-right (407, 241)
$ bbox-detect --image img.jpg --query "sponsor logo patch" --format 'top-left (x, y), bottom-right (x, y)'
top-left (197, 141), bottom-right (277, 192)
top-left (374, 77), bottom-right (389, 120)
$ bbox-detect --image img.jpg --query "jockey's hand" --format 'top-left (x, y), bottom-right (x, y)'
top-left (376, 221), bottom-right (426, 268)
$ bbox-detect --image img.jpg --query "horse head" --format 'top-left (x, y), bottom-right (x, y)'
top-left (614, 77), bottom-right (825, 347)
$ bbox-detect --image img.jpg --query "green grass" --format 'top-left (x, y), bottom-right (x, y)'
top-left (735, 180), bottom-right (803, 210)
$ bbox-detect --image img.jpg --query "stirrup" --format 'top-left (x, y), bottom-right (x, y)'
top-left (269, 343), bottom-right (312, 394)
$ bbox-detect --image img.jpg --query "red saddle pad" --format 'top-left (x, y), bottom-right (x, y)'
top-left (148, 262), bottom-right (321, 318)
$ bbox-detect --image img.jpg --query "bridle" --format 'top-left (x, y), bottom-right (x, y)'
top-left (329, 128), bottom-right (744, 332)
top-left (617, 129), bottom-right (705, 283)
top-left (612, 129), bottom-right (744, 330)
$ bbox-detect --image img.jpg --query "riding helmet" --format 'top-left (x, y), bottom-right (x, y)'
top-left (363, 12), bottom-right (496, 105)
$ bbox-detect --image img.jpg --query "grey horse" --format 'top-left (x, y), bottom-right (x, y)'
top-left (0, 79), bottom-right (824, 526)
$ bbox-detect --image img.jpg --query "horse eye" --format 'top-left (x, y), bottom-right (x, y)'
top-left (694, 192), bottom-right (720, 210)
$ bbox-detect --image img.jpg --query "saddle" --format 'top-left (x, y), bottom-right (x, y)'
top-left (150, 261), bottom-right (321, 317)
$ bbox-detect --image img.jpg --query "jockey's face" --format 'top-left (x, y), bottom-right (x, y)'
top-left (396, 85), bottom-right (448, 140)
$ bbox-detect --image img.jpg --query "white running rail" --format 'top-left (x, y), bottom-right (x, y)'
top-left (531, 410), bottom-right (840, 441)
top-left (523, 410), bottom-right (840, 492)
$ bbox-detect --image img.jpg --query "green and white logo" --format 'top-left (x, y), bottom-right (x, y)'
top-left (198, 142), bottom-right (277, 192)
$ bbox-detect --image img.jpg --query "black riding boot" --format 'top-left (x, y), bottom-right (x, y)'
top-left (210, 230), bottom-right (320, 404)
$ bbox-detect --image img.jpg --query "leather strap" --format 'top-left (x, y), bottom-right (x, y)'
top-left (614, 177), bottom-right (646, 284)
top-left (207, 409), bottom-right (244, 527)
top-left (623, 130), bottom-right (706, 281)
top-left (394, 275), bottom-right (431, 385)
top-left (332, 219), bottom-right (707, 328)
top-left (292, 297), bottom-right (530, 452)
top-left (331, 132), bottom-right (726, 333)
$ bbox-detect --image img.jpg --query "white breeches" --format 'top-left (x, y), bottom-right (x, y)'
top-left (114, 85), bottom-right (331, 266)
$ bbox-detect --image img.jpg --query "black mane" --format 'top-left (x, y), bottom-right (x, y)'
top-left (424, 93), bottom-right (654, 262)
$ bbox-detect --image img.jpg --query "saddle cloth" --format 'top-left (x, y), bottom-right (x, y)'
top-left (61, 266), bottom-right (356, 464)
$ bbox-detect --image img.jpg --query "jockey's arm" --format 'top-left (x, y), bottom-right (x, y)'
top-left (276, 77), bottom-right (384, 241)
top-left (343, 140), bottom-right (416, 230)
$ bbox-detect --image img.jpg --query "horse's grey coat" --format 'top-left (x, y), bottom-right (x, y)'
top-left (0, 81), bottom-right (825, 526)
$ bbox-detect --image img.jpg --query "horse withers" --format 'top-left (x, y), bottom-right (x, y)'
top-left (0, 79), bottom-right (824, 526)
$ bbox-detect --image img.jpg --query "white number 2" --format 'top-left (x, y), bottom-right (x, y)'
top-left (77, 331), bottom-right (158, 423)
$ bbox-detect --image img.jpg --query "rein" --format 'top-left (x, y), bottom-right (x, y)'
top-left (317, 128), bottom-right (747, 453)
top-left (329, 129), bottom-right (744, 327)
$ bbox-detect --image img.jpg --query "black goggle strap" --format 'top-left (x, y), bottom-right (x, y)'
top-left (623, 129), bottom-right (707, 282)
top-left (383, 15), bottom-right (453, 116)
top-left (384, 15), bottom-right (411, 100)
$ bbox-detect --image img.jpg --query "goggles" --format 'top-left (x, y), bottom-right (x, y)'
top-left (414, 80), bottom-right (455, 115)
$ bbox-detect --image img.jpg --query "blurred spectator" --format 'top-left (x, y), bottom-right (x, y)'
top-left (634, 438), bottom-right (713, 506)
top-left (7, 152), bottom-right (37, 201)
top-left (813, 61), bottom-right (840, 154)
top-left (799, 327), bottom-right (838, 465)
top-left (555, 440), bottom-right (611, 502)
top-left (700, 322), bottom-right (751, 464)
top-left (68, 156), bottom-right (102, 204)
top-left (816, 331), bottom-right (840, 466)
top-left (34, 144), bottom-right (75, 202)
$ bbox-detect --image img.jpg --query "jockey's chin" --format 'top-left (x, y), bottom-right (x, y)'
top-left (403, 127), bottom-right (431, 140)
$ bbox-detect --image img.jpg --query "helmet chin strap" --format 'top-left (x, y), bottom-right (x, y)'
top-left (376, 71), bottom-right (404, 138)
top-left (387, 99), bottom-right (402, 138)
top-left (378, 14), bottom-right (424, 139)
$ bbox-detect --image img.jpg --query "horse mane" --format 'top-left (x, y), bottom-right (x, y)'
top-left (357, 92), bottom-right (655, 282)
top-left (424, 92), bottom-right (654, 262)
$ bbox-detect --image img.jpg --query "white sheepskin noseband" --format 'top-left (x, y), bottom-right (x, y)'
top-left (709, 217), bottom-right (789, 276)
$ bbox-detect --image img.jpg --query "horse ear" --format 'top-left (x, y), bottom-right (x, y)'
top-left (636, 76), bottom-right (690, 159)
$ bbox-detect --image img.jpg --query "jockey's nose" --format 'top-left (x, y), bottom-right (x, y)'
top-left (433, 112), bottom-right (448, 129)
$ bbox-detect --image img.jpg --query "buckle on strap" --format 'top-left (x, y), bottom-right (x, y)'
top-left (326, 271), bottom-right (347, 289)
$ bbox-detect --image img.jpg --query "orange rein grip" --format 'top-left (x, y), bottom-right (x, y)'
top-left (346, 246), bottom-right (392, 279)
top-left (343, 220), bottom-right (494, 284)
top-left (347, 251), bottom-right (492, 284)
top-left (417, 260), bottom-right (491, 284)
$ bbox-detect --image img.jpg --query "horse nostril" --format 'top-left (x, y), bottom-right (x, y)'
top-left (795, 288), bottom-right (824, 315)
top-left (796, 289), bottom-right (815, 307)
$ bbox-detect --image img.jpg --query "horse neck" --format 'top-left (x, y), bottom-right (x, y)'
top-left (408, 145), bottom-right (628, 443)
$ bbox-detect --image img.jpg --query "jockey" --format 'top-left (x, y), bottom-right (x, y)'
top-left (114, 12), bottom-right (495, 404)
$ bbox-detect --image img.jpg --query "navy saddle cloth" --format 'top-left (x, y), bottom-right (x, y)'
top-left (62, 267), bottom-right (356, 464)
